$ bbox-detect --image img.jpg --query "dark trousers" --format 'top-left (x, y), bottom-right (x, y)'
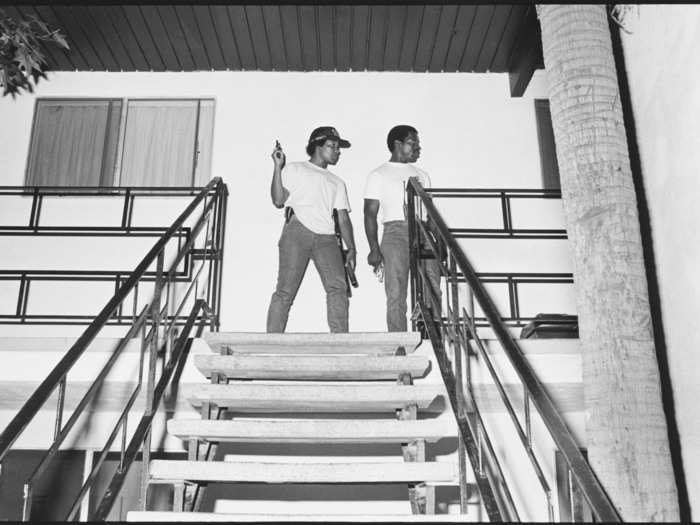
top-left (381, 220), bottom-right (442, 332)
top-left (267, 216), bottom-right (348, 333)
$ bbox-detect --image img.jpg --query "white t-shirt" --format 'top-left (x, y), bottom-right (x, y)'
top-left (282, 161), bottom-right (351, 235)
top-left (363, 162), bottom-right (431, 223)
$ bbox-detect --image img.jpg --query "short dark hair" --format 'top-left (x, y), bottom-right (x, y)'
top-left (387, 125), bottom-right (418, 152)
top-left (306, 141), bottom-right (321, 156)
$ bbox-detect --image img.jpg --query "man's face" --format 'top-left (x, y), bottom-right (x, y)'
top-left (397, 132), bottom-right (421, 163)
top-left (319, 139), bottom-right (341, 165)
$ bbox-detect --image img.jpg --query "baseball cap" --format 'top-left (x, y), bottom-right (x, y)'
top-left (307, 126), bottom-right (351, 148)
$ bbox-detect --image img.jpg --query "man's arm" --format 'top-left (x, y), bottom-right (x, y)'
top-left (336, 209), bottom-right (356, 270)
top-left (270, 145), bottom-right (289, 208)
top-left (363, 198), bottom-right (383, 270)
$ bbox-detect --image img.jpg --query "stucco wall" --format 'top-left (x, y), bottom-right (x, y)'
top-left (0, 70), bottom-right (572, 334)
top-left (620, 5), bottom-right (700, 518)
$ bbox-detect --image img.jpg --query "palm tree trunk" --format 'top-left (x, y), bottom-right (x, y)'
top-left (536, 5), bottom-right (679, 521)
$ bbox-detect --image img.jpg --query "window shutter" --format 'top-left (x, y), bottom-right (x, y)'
top-left (26, 99), bottom-right (121, 186)
top-left (118, 100), bottom-right (199, 186)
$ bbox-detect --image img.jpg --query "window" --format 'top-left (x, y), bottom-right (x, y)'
top-left (534, 99), bottom-right (561, 190)
top-left (25, 98), bottom-right (214, 187)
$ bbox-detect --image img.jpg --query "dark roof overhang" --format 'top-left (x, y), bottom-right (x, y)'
top-left (3, 4), bottom-right (543, 96)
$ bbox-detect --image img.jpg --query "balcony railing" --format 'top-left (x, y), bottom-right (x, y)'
top-left (0, 178), bottom-right (228, 520)
top-left (0, 184), bottom-right (225, 326)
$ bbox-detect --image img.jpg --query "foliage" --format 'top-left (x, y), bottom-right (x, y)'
top-left (609, 4), bottom-right (639, 34)
top-left (0, 10), bottom-right (69, 98)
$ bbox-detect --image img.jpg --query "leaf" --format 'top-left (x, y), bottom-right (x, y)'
top-left (0, 10), bottom-right (68, 97)
top-left (52, 31), bottom-right (69, 50)
top-left (15, 47), bottom-right (31, 73)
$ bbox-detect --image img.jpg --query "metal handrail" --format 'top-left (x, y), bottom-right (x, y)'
top-left (92, 299), bottom-right (214, 520)
top-left (0, 177), bottom-right (227, 520)
top-left (407, 177), bottom-right (621, 522)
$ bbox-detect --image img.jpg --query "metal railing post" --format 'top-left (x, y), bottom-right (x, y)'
top-left (450, 254), bottom-right (469, 513)
top-left (139, 250), bottom-right (164, 510)
top-left (406, 183), bottom-right (421, 331)
top-left (21, 482), bottom-right (32, 521)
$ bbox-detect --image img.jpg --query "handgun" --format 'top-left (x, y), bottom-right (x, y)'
top-left (332, 209), bottom-right (358, 296)
top-left (274, 140), bottom-right (283, 159)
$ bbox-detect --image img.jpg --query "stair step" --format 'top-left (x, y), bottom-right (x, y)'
top-left (167, 418), bottom-right (452, 443)
top-left (127, 511), bottom-right (470, 522)
top-left (193, 355), bottom-right (430, 380)
top-left (203, 331), bottom-right (422, 355)
top-left (149, 460), bottom-right (457, 484)
top-left (186, 383), bottom-right (445, 413)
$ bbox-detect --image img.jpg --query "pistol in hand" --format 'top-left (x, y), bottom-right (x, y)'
top-left (274, 140), bottom-right (283, 159)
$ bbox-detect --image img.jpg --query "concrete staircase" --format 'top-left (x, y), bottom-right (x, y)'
top-left (126, 331), bottom-right (467, 522)
top-left (0, 333), bottom-right (584, 521)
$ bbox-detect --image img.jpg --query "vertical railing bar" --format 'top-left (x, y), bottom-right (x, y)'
top-left (79, 449), bottom-right (93, 522)
top-left (121, 189), bottom-right (131, 228)
top-left (507, 277), bottom-right (517, 322)
top-left (504, 193), bottom-right (514, 237)
top-left (209, 192), bottom-right (220, 328)
top-left (115, 275), bottom-right (122, 320)
top-left (450, 254), bottom-right (469, 513)
top-left (204, 212), bottom-right (213, 307)
top-left (54, 376), bottom-right (66, 441)
top-left (525, 389), bottom-right (532, 447)
top-left (568, 466), bottom-right (576, 521)
top-left (20, 279), bottom-right (31, 323)
top-left (512, 279), bottom-right (520, 321)
top-left (139, 321), bottom-right (147, 385)
top-left (407, 182), bottom-right (420, 331)
top-left (165, 279), bottom-right (173, 362)
top-left (15, 274), bottom-right (26, 317)
top-left (33, 195), bottom-right (43, 232)
top-left (500, 191), bottom-right (510, 234)
top-left (215, 187), bottom-right (228, 329)
top-left (28, 187), bottom-right (39, 228)
top-left (477, 427), bottom-right (483, 476)
top-left (119, 413), bottom-right (128, 472)
top-left (22, 482), bottom-right (32, 521)
top-left (139, 250), bottom-right (164, 510)
top-left (127, 193), bottom-right (135, 230)
top-left (132, 282), bottom-right (139, 322)
top-left (177, 226), bottom-right (183, 264)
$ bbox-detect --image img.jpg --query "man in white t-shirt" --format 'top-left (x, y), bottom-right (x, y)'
top-left (267, 126), bottom-right (357, 333)
top-left (363, 125), bottom-right (442, 332)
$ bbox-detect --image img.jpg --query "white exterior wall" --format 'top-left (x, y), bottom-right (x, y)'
top-left (620, 6), bottom-right (700, 518)
top-left (0, 69), bottom-right (586, 518)
top-left (0, 70), bottom-right (571, 334)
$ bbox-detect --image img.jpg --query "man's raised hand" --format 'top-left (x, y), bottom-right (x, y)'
top-left (272, 140), bottom-right (286, 168)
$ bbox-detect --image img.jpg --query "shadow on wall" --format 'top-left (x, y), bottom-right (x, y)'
top-left (609, 16), bottom-right (691, 521)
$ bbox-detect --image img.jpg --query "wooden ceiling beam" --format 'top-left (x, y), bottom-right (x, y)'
top-left (507, 6), bottom-right (544, 97)
top-left (2, 4), bottom-right (531, 74)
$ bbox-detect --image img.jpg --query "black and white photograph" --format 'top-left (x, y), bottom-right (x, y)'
top-left (0, 2), bottom-right (694, 522)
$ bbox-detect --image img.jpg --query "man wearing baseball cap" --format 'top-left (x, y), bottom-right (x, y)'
top-left (267, 126), bottom-right (357, 333)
